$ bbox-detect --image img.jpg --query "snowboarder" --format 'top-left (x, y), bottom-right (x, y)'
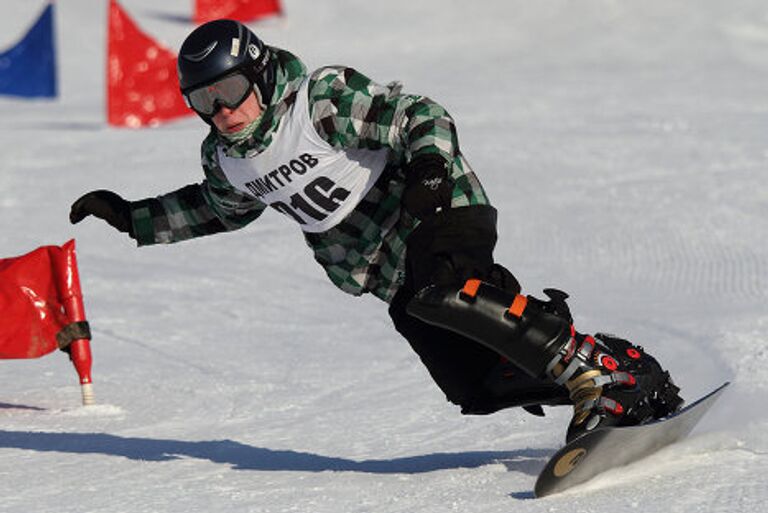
top-left (70, 19), bottom-right (683, 442)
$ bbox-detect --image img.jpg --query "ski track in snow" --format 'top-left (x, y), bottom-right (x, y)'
top-left (2, 1), bottom-right (768, 512)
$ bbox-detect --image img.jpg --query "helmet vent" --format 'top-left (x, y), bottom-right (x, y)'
top-left (183, 41), bottom-right (218, 62)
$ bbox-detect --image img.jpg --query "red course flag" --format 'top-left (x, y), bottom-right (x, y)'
top-left (107, 0), bottom-right (192, 127)
top-left (194, 0), bottom-right (282, 24)
top-left (0, 240), bottom-right (95, 405)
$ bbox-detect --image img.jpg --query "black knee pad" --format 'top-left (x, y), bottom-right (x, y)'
top-left (406, 280), bottom-right (571, 377)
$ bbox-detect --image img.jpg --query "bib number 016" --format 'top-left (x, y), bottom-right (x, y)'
top-left (270, 176), bottom-right (350, 225)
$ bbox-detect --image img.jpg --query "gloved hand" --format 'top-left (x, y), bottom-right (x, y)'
top-left (402, 154), bottom-right (454, 219)
top-left (69, 190), bottom-right (135, 238)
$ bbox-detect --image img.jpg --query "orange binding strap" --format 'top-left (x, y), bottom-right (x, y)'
top-left (507, 294), bottom-right (528, 318)
top-left (461, 279), bottom-right (482, 299)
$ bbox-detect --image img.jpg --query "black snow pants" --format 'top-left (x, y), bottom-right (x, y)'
top-left (388, 205), bottom-right (569, 415)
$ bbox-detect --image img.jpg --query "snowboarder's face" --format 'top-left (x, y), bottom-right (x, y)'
top-left (211, 91), bottom-right (263, 135)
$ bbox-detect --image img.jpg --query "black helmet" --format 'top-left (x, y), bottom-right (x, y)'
top-left (177, 19), bottom-right (275, 112)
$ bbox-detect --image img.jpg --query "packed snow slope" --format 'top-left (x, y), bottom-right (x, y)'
top-left (1, 1), bottom-right (767, 511)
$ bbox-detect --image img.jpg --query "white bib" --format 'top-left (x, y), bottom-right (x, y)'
top-left (217, 79), bottom-right (388, 233)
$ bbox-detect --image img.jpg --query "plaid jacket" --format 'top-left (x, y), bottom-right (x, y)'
top-left (131, 48), bottom-right (489, 303)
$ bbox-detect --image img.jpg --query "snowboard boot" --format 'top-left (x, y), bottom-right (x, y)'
top-left (407, 279), bottom-right (684, 442)
top-left (550, 329), bottom-right (684, 441)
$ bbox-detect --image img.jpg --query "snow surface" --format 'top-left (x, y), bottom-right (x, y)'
top-left (1, 0), bottom-right (767, 511)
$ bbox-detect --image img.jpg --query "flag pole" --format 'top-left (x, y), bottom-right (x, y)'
top-left (58, 241), bottom-right (95, 405)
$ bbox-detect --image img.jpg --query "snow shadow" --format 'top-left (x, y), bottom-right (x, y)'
top-left (0, 430), bottom-right (551, 476)
top-left (141, 10), bottom-right (193, 24)
top-left (0, 403), bottom-right (45, 412)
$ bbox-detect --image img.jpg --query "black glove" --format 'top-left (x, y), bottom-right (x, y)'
top-left (402, 154), bottom-right (454, 219)
top-left (69, 190), bottom-right (135, 238)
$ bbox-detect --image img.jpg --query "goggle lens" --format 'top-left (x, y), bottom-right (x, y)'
top-left (186, 73), bottom-right (252, 116)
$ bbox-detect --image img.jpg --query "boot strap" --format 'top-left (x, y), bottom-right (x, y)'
top-left (546, 329), bottom-right (596, 385)
top-left (581, 395), bottom-right (625, 416)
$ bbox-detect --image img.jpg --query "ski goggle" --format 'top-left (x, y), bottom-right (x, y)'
top-left (184, 73), bottom-right (253, 117)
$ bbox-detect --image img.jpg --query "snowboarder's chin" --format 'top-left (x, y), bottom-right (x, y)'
top-left (224, 122), bottom-right (245, 133)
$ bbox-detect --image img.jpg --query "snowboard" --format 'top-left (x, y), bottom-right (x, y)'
top-left (534, 381), bottom-right (729, 497)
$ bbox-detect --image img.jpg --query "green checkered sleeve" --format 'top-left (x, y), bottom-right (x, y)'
top-left (130, 133), bottom-right (267, 246)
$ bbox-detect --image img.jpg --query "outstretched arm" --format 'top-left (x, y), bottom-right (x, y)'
top-left (70, 136), bottom-right (266, 245)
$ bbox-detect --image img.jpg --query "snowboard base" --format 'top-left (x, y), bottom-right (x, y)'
top-left (534, 382), bottom-right (729, 497)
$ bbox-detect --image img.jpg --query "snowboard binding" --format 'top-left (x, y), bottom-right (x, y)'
top-left (407, 279), bottom-right (684, 442)
top-left (548, 329), bottom-right (684, 441)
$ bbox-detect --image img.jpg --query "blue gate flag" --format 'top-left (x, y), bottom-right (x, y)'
top-left (0, 3), bottom-right (57, 98)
